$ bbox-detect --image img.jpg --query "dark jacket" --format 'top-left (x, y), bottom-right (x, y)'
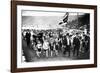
top-left (73, 36), bottom-right (80, 48)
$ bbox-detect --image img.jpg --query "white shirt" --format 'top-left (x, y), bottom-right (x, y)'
top-left (37, 43), bottom-right (42, 48)
top-left (67, 37), bottom-right (70, 45)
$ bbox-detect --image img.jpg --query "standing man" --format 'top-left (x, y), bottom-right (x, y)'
top-left (66, 33), bottom-right (71, 57)
top-left (53, 38), bottom-right (59, 56)
top-left (62, 35), bottom-right (67, 55)
top-left (73, 33), bottom-right (80, 56)
top-left (25, 30), bottom-right (31, 46)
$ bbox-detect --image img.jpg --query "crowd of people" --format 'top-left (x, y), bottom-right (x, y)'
top-left (22, 29), bottom-right (90, 60)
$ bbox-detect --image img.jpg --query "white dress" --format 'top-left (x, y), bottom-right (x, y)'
top-left (43, 41), bottom-right (49, 50)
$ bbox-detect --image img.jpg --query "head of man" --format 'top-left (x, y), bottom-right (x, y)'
top-left (76, 33), bottom-right (79, 37)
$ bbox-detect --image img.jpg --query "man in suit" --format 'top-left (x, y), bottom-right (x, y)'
top-left (73, 33), bottom-right (80, 56)
top-left (62, 35), bottom-right (67, 55)
top-left (62, 33), bottom-right (71, 56)
top-left (83, 34), bottom-right (90, 53)
top-left (66, 33), bottom-right (71, 57)
top-left (25, 30), bottom-right (31, 46)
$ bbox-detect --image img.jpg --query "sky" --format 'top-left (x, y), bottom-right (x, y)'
top-left (22, 10), bottom-right (85, 30)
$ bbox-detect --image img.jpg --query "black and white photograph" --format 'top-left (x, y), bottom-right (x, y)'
top-left (21, 11), bottom-right (90, 62)
top-left (16, 5), bottom-right (95, 68)
top-left (11, 2), bottom-right (97, 72)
